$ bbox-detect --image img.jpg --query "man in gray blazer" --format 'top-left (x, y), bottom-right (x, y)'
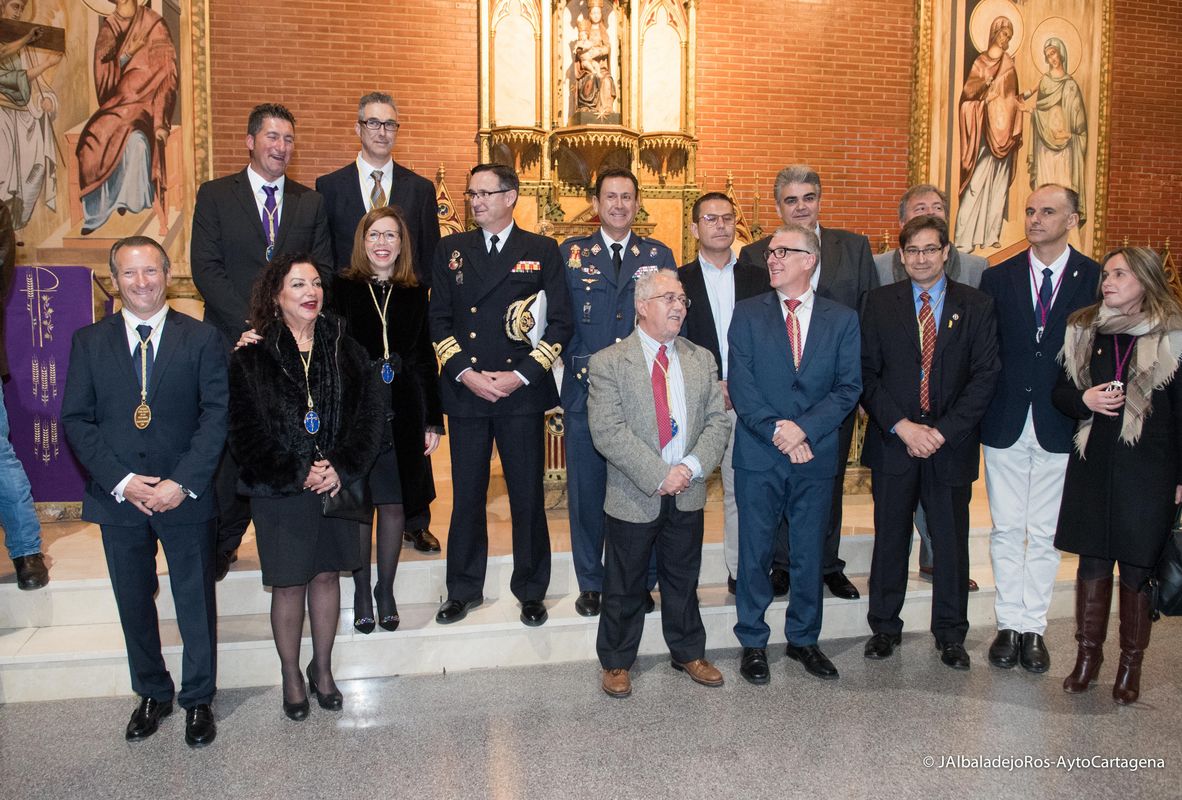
top-left (589, 268), bottom-right (731, 698)
top-left (873, 184), bottom-right (986, 591)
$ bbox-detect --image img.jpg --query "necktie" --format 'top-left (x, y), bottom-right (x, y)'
top-left (135, 324), bottom-right (154, 389)
top-left (370, 170), bottom-right (386, 209)
top-left (1039, 267), bottom-right (1053, 312)
top-left (611, 242), bottom-right (623, 278)
top-left (261, 185), bottom-right (278, 253)
top-left (489, 234), bottom-right (500, 255)
top-left (784, 299), bottom-right (802, 369)
top-left (919, 291), bottom-right (935, 413)
top-left (652, 344), bottom-right (673, 449)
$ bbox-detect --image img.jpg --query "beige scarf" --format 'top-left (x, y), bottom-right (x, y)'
top-left (1060, 305), bottom-right (1182, 457)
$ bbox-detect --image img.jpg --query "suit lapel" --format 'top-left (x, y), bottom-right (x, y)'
top-left (275, 182), bottom-right (304, 251)
top-left (147, 309), bottom-right (182, 402)
top-left (676, 338), bottom-right (704, 439)
top-left (233, 171), bottom-right (267, 248)
top-left (468, 226), bottom-right (522, 305)
top-left (345, 162), bottom-right (367, 219)
top-left (1008, 255), bottom-right (1039, 333)
top-left (104, 315), bottom-right (140, 396)
top-left (1047, 248), bottom-right (1094, 331)
top-left (932, 283), bottom-right (964, 364)
top-left (763, 293), bottom-right (794, 372)
top-left (623, 334), bottom-right (660, 448)
top-left (817, 227), bottom-right (841, 300)
top-left (681, 263), bottom-right (720, 362)
top-left (895, 283), bottom-right (922, 354)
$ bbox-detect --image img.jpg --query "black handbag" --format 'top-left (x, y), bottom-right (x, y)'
top-left (1148, 506), bottom-right (1182, 620)
top-left (321, 478), bottom-right (373, 524)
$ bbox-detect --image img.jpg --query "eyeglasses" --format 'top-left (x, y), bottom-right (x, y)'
top-left (698, 213), bottom-right (736, 226)
top-left (764, 246), bottom-right (813, 262)
top-left (902, 245), bottom-right (944, 259)
top-left (365, 230), bottom-right (401, 243)
top-left (645, 292), bottom-right (691, 308)
top-left (463, 189), bottom-right (514, 200)
top-left (360, 118), bottom-right (400, 132)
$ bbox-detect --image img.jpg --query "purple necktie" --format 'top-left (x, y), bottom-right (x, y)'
top-left (262, 185), bottom-right (278, 257)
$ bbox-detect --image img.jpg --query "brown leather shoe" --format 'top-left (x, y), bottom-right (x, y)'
top-left (601, 668), bottom-right (631, 698)
top-left (671, 658), bottom-right (724, 687)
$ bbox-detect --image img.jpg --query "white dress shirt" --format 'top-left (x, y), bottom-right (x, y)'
top-left (1028, 244), bottom-right (1071, 310)
top-left (357, 153), bottom-right (394, 212)
top-left (636, 327), bottom-right (702, 488)
top-left (246, 166), bottom-right (285, 224)
top-left (698, 253), bottom-right (736, 380)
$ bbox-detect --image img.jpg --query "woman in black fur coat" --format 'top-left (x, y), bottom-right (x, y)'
top-left (229, 253), bottom-right (382, 718)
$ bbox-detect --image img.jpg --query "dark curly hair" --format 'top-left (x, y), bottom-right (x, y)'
top-left (248, 252), bottom-right (323, 332)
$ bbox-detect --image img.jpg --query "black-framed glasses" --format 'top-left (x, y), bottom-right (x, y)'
top-left (360, 118), bottom-right (400, 132)
top-left (764, 246), bottom-right (812, 262)
top-left (698, 213), bottom-right (736, 226)
top-left (645, 292), bottom-right (691, 308)
top-left (463, 189), bottom-right (513, 200)
top-left (902, 245), bottom-right (944, 259)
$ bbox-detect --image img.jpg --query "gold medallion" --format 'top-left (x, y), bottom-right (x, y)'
top-left (134, 403), bottom-right (152, 430)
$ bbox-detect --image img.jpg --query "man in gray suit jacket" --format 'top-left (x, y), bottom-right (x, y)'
top-left (872, 184), bottom-right (986, 591)
top-left (589, 268), bottom-right (731, 698)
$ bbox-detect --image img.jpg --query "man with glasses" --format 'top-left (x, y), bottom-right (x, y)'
top-left (428, 164), bottom-right (572, 627)
top-left (729, 224), bottom-right (862, 684)
top-left (558, 168), bottom-right (675, 617)
top-left (738, 165), bottom-right (876, 601)
top-left (589, 268), bottom-right (730, 697)
top-left (860, 215), bottom-right (999, 671)
top-left (679, 191), bottom-right (772, 595)
top-left (316, 91), bottom-right (443, 554)
top-left (191, 102), bottom-right (332, 581)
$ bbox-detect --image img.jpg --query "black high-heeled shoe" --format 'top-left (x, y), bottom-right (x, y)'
top-left (376, 589), bottom-right (400, 632)
top-left (282, 675), bottom-right (310, 721)
top-left (305, 664), bottom-right (343, 710)
top-left (354, 589), bottom-right (376, 634)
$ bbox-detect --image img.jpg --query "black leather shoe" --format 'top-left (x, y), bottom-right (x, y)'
top-left (739, 647), bottom-right (770, 685)
top-left (403, 529), bottom-right (441, 553)
top-left (520, 600), bottom-right (548, 627)
top-left (213, 549), bottom-right (237, 582)
top-left (823, 571), bottom-right (860, 600)
top-left (12, 554), bottom-right (48, 590)
top-left (770, 568), bottom-right (790, 597)
top-left (353, 615), bottom-right (376, 635)
top-left (575, 591), bottom-right (601, 617)
top-left (435, 597), bottom-right (483, 624)
top-left (1019, 632), bottom-right (1051, 674)
top-left (125, 696), bottom-right (172, 740)
top-left (282, 678), bottom-right (310, 721)
top-left (785, 643), bottom-right (839, 680)
top-left (863, 632), bottom-right (902, 660)
top-left (988, 629), bottom-right (1020, 669)
top-left (376, 591), bottom-right (400, 632)
top-left (727, 576), bottom-right (737, 595)
top-left (184, 704), bottom-right (216, 748)
top-left (938, 641), bottom-right (971, 670)
top-left (644, 592), bottom-right (656, 613)
top-left (306, 664), bottom-right (343, 710)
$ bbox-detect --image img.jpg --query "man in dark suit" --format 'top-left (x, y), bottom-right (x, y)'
top-left (737, 165), bottom-right (876, 600)
top-left (860, 215), bottom-right (1000, 670)
top-left (678, 191), bottom-right (773, 594)
top-left (62, 237), bottom-right (226, 746)
top-left (0, 201), bottom-right (48, 589)
top-left (191, 102), bottom-right (333, 580)
top-left (589, 268), bottom-right (731, 698)
top-left (315, 91), bottom-right (442, 555)
top-left (729, 224), bottom-right (862, 684)
top-left (559, 167), bottom-right (675, 617)
top-left (428, 163), bottom-right (572, 627)
top-left (979, 184), bottom-right (1100, 673)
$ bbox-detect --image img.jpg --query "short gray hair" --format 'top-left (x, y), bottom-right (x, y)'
top-left (773, 223), bottom-right (820, 258)
top-left (898, 184), bottom-right (949, 221)
top-left (358, 92), bottom-right (398, 117)
top-left (774, 165), bottom-right (822, 202)
top-left (634, 267), bottom-right (681, 302)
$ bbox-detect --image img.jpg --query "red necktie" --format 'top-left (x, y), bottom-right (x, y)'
top-left (919, 291), bottom-right (935, 413)
top-left (652, 344), bottom-right (673, 449)
top-left (784, 299), bottom-right (802, 369)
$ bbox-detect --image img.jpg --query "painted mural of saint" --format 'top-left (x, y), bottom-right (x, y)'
top-left (0, 0), bottom-right (62, 230)
top-left (1024, 37), bottom-right (1087, 223)
top-left (75, 0), bottom-right (177, 235)
top-left (955, 15), bottom-right (1023, 252)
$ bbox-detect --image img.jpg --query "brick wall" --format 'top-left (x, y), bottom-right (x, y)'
top-left (206, 0), bottom-right (1181, 253)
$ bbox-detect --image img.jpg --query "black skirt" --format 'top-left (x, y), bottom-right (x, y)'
top-left (252, 492), bottom-right (362, 586)
top-left (368, 445), bottom-right (403, 505)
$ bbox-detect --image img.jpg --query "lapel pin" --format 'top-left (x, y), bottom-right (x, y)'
top-left (1073, 270), bottom-right (1078, 277)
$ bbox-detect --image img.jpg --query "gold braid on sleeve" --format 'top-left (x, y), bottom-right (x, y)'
top-left (434, 336), bottom-right (462, 367)
top-left (529, 340), bottom-right (562, 370)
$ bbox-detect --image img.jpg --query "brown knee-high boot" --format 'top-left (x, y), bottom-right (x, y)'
top-left (1063, 575), bottom-right (1113, 693)
top-left (1113, 582), bottom-right (1154, 705)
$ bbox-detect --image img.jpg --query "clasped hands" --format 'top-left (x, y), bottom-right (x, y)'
top-left (124, 475), bottom-right (186, 516)
top-left (305, 459), bottom-right (341, 497)
top-left (1083, 382), bottom-right (1125, 417)
top-left (461, 370), bottom-right (523, 402)
top-left (659, 463), bottom-right (694, 496)
top-left (895, 419), bottom-right (946, 458)
top-left (774, 420), bottom-right (813, 464)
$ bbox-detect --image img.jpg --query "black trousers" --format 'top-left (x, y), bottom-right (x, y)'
top-left (867, 458), bottom-right (971, 644)
top-left (100, 517), bottom-right (218, 708)
top-left (782, 409), bottom-right (854, 575)
top-left (597, 497), bottom-right (706, 669)
top-left (213, 446), bottom-right (251, 555)
top-left (405, 504), bottom-right (431, 531)
top-left (445, 414), bottom-right (550, 603)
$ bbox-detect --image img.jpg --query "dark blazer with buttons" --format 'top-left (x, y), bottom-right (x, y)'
top-left (860, 280), bottom-right (1000, 485)
top-left (428, 225), bottom-right (572, 417)
top-left (557, 232), bottom-right (675, 413)
top-left (738, 226), bottom-right (879, 314)
top-left (191, 168), bottom-right (334, 345)
top-left (61, 310), bottom-right (228, 526)
top-left (978, 246), bottom-right (1101, 453)
top-left (315, 159), bottom-right (439, 285)
top-left (679, 256), bottom-right (771, 377)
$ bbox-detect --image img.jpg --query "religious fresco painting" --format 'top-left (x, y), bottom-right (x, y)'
top-left (911, 0), bottom-right (1111, 260)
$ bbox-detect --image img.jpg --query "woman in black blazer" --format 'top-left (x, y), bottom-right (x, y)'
top-left (1054, 247), bottom-right (1182, 705)
top-left (332, 206), bottom-right (444, 633)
